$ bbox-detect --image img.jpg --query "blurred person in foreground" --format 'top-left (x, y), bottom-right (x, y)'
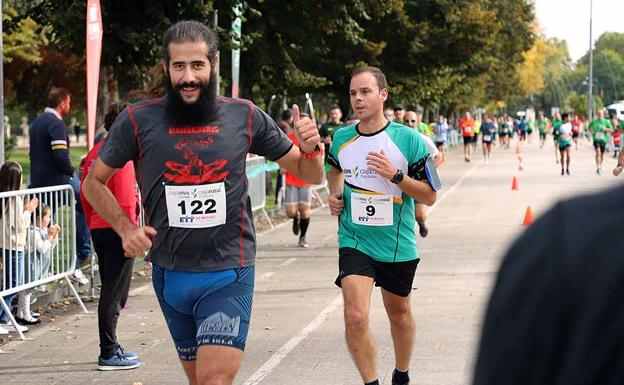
top-left (473, 183), bottom-right (624, 385)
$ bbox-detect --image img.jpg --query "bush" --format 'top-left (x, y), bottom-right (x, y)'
top-left (4, 135), bottom-right (16, 159)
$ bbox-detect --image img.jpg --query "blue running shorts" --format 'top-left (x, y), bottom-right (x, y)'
top-left (152, 265), bottom-right (255, 361)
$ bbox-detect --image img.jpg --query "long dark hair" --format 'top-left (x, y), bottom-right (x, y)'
top-left (0, 162), bottom-right (23, 219)
top-left (0, 162), bottom-right (22, 192)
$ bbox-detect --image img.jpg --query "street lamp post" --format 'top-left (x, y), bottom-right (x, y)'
top-left (588, 0), bottom-right (594, 120)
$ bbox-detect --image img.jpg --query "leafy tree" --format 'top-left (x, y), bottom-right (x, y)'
top-left (10, 0), bottom-right (537, 120)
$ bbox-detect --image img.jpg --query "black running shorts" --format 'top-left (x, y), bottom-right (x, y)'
top-left (334, 247), bottom-right (419, 297)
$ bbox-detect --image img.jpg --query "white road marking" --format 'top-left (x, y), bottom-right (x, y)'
top-left (242, 295), bottom-right (344, 385)
top-left (429, 160), bottom-right (482, 215)
top-left (128, 283), bottom-right (151, 297)
top-left (257, 258), bottom-right (297, 282)
top-left (322, 232), bottom-right (336, 242)
top-left (279, 257), bottom-right (297, 267)
top-left (257, 271), bottom-right (275, 281)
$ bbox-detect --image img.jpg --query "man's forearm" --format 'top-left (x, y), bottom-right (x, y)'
top-left (297, 155), bottom-right (324, 185)
top-left (397, 176), bottom-right (436, 206)
top-left (83, 174), bottom-right (136, 236)
top-left (327, 167), bottom-right (344, 196)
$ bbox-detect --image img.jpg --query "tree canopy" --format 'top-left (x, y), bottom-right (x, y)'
top-left (5, 0), bottom-right (543, 119)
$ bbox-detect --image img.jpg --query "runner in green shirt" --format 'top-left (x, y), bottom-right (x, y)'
top-left (552, 113), bottom-right (563, 165)
top-left (319, 105), bottom-right (344, 173)
top-left (537, 111), bottom-right (550, 149)
top-left (588, 109), bottom-right (613, 174)
top-left (327, 66), bottom-right (439, 385)
top-left (415, 112), bottom-right (431, 136)
top-left (498, 114), bottom-right (511, 149)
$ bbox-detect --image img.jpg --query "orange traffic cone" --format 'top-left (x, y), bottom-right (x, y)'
top-left (511, 176), bottom-right (519, 191)
top-left (522, 206), bottom-right (535, 225)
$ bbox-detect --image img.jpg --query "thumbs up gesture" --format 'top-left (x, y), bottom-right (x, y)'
top-left (292, 104), bottom-right (320, 154)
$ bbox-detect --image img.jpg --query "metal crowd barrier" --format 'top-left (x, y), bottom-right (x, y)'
top-left (0, 185), bottom-right (87, 340)
top-left (246, 156), bottom-right (273, 228)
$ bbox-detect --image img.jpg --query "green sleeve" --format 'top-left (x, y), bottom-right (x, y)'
top-left (319, 124), bottom-right (328, 138)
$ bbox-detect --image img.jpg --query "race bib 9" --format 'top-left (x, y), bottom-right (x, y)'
top-left (165, 183), bottom-right (227, 228)
top-left (351, 192), bottom-right (393, 226)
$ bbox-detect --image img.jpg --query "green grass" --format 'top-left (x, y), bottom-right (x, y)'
top-left (7, 146), bottom-right (88, 182)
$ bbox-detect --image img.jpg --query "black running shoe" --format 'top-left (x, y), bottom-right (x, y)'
top-left (292, 218), bottom-right (299, 235)
top-left (392, 369), bottom-right (410, 385)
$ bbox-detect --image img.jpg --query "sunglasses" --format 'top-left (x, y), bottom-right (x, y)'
top-left (405, 119), bottom-right (417, 123)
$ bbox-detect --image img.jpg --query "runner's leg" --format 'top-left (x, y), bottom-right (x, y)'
top-left (381, 289), bottom-right (415, 372)
top-left (342, 275), bottom-right (377, 383)
top-left (195, 345), bottom-right (244, 385)
top-left (566, 147), bottom-right (571, 172)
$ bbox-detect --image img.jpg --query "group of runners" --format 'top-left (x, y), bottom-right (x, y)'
top-left (77, 19), bottom-right (624, 385)
top-left (81, 20), bottom-right (441, 385)
top-left (428, 108), bottom-right (623, 176)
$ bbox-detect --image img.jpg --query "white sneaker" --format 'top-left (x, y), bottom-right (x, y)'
top-left (70, 269), bottom-right (89, 285)
top-left (1, 323), bottom-right (28, 333)
top-left (0, 325), bottom-right (8, 335)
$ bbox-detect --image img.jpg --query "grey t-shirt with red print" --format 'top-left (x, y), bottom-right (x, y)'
top-left (99, 97), bottom-right (293, 272)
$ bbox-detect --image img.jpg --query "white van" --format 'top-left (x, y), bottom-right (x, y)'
top-left (606, 102), bottom-right (624, 120)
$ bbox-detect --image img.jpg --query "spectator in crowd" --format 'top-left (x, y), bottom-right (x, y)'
top-left (71, 117), bottom-right (81, 143)
top-left (16, 204), bottom-right (60, 325)
top-left (0, 162), bottom-right (39, 334)
top-left (28, 204), bottom-right (59, 294)
top-left (393, 103), bottom-right (405, 123)
top-left (384, 108), bottom-right (395, 122)
top-left (29, 87), bottom-right (91, 285)
top-left (80, 102), bottom-right (143, 370)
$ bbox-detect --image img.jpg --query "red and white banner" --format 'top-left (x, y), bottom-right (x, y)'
top-left (86, 0), bottom-right (103, 150)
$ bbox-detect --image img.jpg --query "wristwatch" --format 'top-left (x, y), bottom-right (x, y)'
top-left (391, 169), bottom-right (404, 184)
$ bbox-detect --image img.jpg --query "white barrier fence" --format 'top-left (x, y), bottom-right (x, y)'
top-left (246, 156), bottom-right (274, 228)
top-left (0, 185), bottom-right (87, 340)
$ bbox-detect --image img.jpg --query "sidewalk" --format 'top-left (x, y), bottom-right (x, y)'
top-left (0, 137), bottom-right (621, 385)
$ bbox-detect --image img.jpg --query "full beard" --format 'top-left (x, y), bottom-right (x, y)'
top-left (164, 71), bottom-right (218, 125)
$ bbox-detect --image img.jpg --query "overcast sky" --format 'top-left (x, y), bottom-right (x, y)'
top-left (534, 0), bottom-right (624, 62)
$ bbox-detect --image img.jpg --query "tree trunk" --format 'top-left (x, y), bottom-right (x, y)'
top-left (96, 66), bottom-right (119, 130)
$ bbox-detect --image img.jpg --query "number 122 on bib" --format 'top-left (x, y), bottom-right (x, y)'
top-left (165, 183), bottom-right (227, 228)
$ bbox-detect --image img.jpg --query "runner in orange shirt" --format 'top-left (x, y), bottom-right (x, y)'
top-left (459, 112), bottom-right (476, 162)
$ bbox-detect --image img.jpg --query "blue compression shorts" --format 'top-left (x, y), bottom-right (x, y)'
top-left (152, 265), bottom-right (255, 361)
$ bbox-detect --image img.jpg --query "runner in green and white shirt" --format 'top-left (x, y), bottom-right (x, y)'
top-left (557, 113), bottom-right (573, 176)
top-left (327, 66), bottom-right (439, 385)
top-left (589, 109), bottom-right (613, 174)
